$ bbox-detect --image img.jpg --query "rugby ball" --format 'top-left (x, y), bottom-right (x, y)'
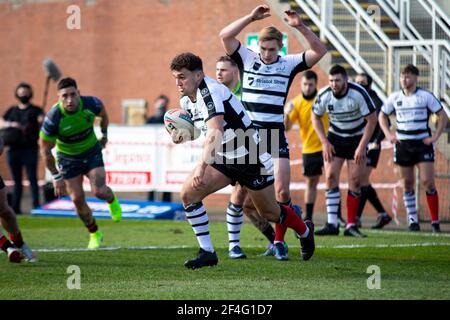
top-left (164, 109), bottom-right (200, 141)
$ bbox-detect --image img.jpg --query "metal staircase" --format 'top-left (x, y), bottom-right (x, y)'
top-left (281, 0), bottom-right (450, 110)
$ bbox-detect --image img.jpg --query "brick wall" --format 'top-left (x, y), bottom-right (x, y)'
top-left (0, 0), bottom-right (411, 220)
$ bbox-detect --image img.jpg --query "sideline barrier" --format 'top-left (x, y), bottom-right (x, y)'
top-left (31, 197), bottom-right (185, 220)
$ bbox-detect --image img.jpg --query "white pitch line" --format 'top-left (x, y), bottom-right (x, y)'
top-left (369, 229), bottom-right (450, 238)
top-left (0, 242), bottom-right (448, 254)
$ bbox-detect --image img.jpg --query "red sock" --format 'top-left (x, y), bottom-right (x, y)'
top-left (86, 220), bottom-right (98, 233)
top-left (274, 223), bottom-right (288, 242)
top-left (426, 191), bottom-right (439, 222)
top-left (8, 232), bottom-right (24, 248)
top-left (0, 235), bottom-right (12, 252)
top-left (281, 205), bottom-right (307, 236)
top-left (347, 191), bottom-right (360, 225)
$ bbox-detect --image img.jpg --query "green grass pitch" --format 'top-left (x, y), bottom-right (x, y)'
top-left (1, 216), bottom-right (449, 300)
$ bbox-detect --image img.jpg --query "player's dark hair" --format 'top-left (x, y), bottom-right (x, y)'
top-left (401, 64), bottom-right (419, 76)
top-left (57, 77), bottom-right (78, 90)
top-left (357, 72), bottom-right (373, 87)
top-left (15, 82), bottom-right (33, 98)
top-left (170, 53), bottom-right (203, 72)
top-left (216, 55), bottom-right (238, 68)
top-left (303, 70), bottom-right (318, 82)
top-left (329, 64), bottom-right (347, 78)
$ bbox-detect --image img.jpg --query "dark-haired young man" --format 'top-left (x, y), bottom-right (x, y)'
top-left (312, 65), bottom-right (377, 237)
top-left (39, 77), bottom-right (122, 249)
top-left (216, 55), bottom-right (278, 258)
top-left (379, 64), bottom-right (448, 233)
top-left (169, 52), bottom-right (315, 269)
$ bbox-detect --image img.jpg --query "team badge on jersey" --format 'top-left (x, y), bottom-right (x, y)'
top-left (252, 62), bottom-right (261, 71)
top-left (200, 87), bottom-right (210, 97)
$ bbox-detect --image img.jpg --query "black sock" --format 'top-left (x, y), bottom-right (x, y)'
top-left (305, 203), bottom-right (314, 221)
top-left (357, 186), bottom-right (369, 218)
top-left (262, 224), bottom-right (275, 243)
top-left (337, 200), bottom-right (342, 219)
top-left (367, 184), bottom-right (386, 213)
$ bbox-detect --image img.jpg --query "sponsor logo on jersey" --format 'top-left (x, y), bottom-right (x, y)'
top-left (200, 88), bottom-right (210, 97)
top-left (276, 63), bottom-right (286, 72)
top-left (206, 102), bottom-right (214, 111)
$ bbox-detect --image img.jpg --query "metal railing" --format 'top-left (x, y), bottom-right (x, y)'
top-left (294, 0), bottom-right (450, 108)
top-left (376, 0), bottom-right (450, 42)
top-left (296, 0), bottom-right (390, 100)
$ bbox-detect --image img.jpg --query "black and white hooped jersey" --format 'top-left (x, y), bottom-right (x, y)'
top-left (381, 88), bottom-right (443, 140)
top-left (180, 75), bottom-right (259, 160)
top-left (230, 42), bottom-right (309, 128)
top-left (313, 82), bottom-right (376, 138)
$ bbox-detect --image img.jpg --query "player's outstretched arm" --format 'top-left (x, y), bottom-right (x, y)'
top-left (219, 4), bottom-right (271, 55)
top-left (284, 10), bottom-right (327, 68)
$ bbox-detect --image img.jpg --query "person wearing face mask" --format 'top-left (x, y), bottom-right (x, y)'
top-left (0, 83), bottom-right (45, 215)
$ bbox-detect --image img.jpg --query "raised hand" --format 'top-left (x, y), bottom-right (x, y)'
top-left (284, 9), bottom-right (304, 27)
top-left (250, 5), bottom-right (271, 21)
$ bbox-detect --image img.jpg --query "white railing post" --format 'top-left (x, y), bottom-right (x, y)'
top-left (433, 43), bottom-right (440, 98)
top-left (387, 44), bottom-right (393, 95)
top-left (399, 0), bottom-right (406, 40)
top-left (320, 0), bottom-right (331, 42)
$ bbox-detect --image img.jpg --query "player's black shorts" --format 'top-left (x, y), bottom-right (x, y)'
top-left (57, 143), bottom-right (104, 180)
top-left (257, 126), bottom-right (290, 159)
top-left (211, 154), bottom-right (274, 191)
top-left (366, 148), bottom-right (381, 168)
top-left (0, 176), bottom-right (5, 190)
top-left (328, 132), bottom-right (363, 160)
top-left (394, 140), bottom-right (435, 166)
top-left (302, 151), bottom-right (324, 177)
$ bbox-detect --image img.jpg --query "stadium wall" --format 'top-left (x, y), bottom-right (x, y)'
top-left (0, 0), bottom-right (445, 221)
